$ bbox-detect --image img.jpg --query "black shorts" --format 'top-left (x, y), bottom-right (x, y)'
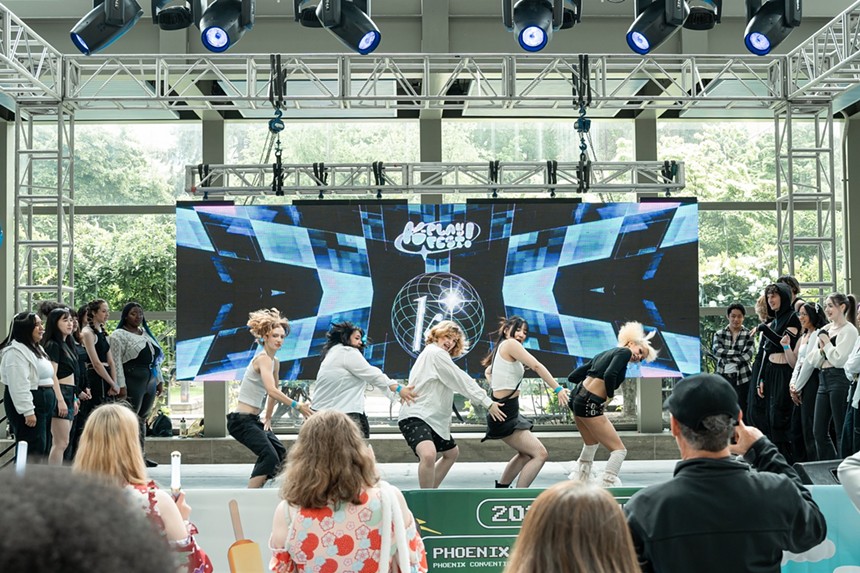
top-left (53, 384), bottom-right (76, 421)
top-left (346, 412), bottom-right (370, 439)
top-left (569, 384), bottom-right (606, 418)
top-left (399, 417), bottom-right (457, 456)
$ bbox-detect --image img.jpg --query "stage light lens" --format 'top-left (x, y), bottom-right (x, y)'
top-left (203, 26), bottom-right (230, 50)
top-left (71, 34), bottom-right (90, 54)
top-left (745, 31), bottom-right (771, 54)
top-left (357, 30), bottom-right (381, 54)
top-left (519, 25), bottom-right (547, 51)
top-left (627, 31), bottom-right (650, 54)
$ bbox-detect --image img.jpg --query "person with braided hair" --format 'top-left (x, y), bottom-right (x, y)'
top-left (567, 321), bottom-right (658, 487)
top-left (228, 308), bottom-right (312, 488)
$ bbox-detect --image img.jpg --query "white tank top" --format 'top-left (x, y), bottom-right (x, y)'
top-left (36, 356), bottom-right (54, 387)
top-left (490, 343), bottom-right (525, 392)
top-left (236, 352), bottom-right (275, 410)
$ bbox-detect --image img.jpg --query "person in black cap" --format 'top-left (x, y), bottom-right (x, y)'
top-left (624, 373), bottom-right (826, 573)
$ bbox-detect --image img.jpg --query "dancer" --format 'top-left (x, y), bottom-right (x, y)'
top-left (312, 321), bottom-right (416, 438)
top-left (567, 321), bottom-right (657, 487)
top-left (228, 308), bottom-right (311, 488)
top-left (42, 307), bottom-right (78, 465)
top-left (398, 320), bottom-right (506, 489)
top-left (481, 316), bottom-right (569, 488)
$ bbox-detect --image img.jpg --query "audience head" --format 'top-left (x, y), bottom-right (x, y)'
top-left (279, 410), bottom-right (378, 508)
top-left (0, 465), bottom-right (176, 573)
top-left (777, 275), bottom-right (800, 298)
top-left (43, 307), bottom-right (73, 346)
top-left (84, 299), bottom-right (109, 329)
top-left (74, 403), bottom-right (147, 486)
top-left (665, 373), bottom-right (740, 453)
top-left (617, 321), bottom-right (658, 363)
top-left (825, 292), bottom-right (857, 327)
top-left (426, 320), bottom-right (468, 358)
top-left (73, 305), bottom-right (87, 344)
top-left (37, 300), bottom-right (65, 320)
top-left (1, 311), bottom-right (46, 356)
top-left (799, 301), bottom-right (828, 332)
top-left (754, 294), bottom-right (768, 322)
top-left (504, 481), bottom-right (639, 573)
top-left (321, 321), bottom-right (365, 357)
top-left (117, 301), bottom-right (143, 330)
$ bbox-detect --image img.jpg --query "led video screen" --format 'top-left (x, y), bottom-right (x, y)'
top-left (176, 201), bottom-right (699, 381)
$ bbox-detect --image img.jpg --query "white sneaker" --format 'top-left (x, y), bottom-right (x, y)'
top-left (599, 472), bottom-right (623, 488)
top-left (568, 460), bottom-right (594, 482)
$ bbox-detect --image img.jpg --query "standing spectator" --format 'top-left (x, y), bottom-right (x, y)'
top-left (624, 373), bottom-right (827, 573)
top-left (76, 299), bottom-right (120, 428)
top-left (747, 294), bottom-right (771, 432)
top-left (567, 321), bottom-right (658, 487)
top-left (67, 305), bottom-right (92, 460)
top-left (269, 410), bottom-right (427, 573)
top-left (711, 303), bottom-right (755, 413)
top-left (0, 312), bottom-right (56, 460)
top-left (842, 334), bottom-right (860, 457)
top-left (838, 450), bottom-right (860, 511)
top-left (398, 320), bottom-right (505, 489)
top-left (777, 274), bottom-right (806, 312)
top-left (110, 302), bottom-right (164, 467)
top-left (504, 481), bottom-right (639, 573)
top-left (311, 320), bottom-right (416, 438)
top-left (812, 292), bottom-right (857, 459)
top-left (482, 316), bottom-right (569, 488)
top-left (42, 307), bottom-right (78, 465)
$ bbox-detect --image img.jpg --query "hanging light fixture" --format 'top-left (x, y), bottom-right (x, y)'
top-left (200, 0), bottom-right (255, 53)
top-left (501, 0), bottom-right (580, 53)
top-left (744, 0), bottom-right (801, 56)
top-left (626, 0), bottom-right (689, 55)
top-left (70, 0), bottom-right (144, 55)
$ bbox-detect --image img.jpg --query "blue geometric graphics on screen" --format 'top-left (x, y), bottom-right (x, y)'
top-left (276, 316), bottom-right (316, 362)
top-left (391, 272), bottom-right (485, 358)
top-left (660, 331), bottom-right (701, 376)
top-left (176, 335), bottom-right (215, 380)
top-left (489, 206), bottom-right (515, 240)
top-left (309, 229), bottom-right (370, 276)
top-left (506, 228), bottom-right (566, 274)
top-left (361, 208), bottom-right (386, 242)
top-left (661, 204), bottom-right (698, 248)
top-left (502, 267), bottom-right (559, 315)
top-left (317, 269), bottom-right (373, 316)
top-left (559, 316), bottom-right (618, 358)
top-left (558, 217), bottom-right (623, 266)
top-left (252, 220), bottom-right (316, 268)
top-left (177, 208), bottom-right (215, 252)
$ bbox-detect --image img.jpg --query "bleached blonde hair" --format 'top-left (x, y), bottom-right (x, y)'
top-left (426, 320), bottom-right (469, 358)
top-left (616, 321), bottom-right (658, 363)
top-left (247, 308), bottom-right (290, 340)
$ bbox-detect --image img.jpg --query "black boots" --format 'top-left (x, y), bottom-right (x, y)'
top-left (495, 480), bottom-right (511, 488)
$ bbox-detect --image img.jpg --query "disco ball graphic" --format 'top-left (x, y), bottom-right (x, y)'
top-left (391, 272), bottom-right (485, 358)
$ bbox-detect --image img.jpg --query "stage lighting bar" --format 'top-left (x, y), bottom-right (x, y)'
top-left (70, 0), bottom-right (144, 55)
top-left (502, 0), bottom-right (580, 52)
top-left (296, 0), bottom-right (381, 55)
top-left (200, 0), bottom-right (255, 53)
top-left (626, 0), bottom-right (688, 55)
top-left (744, 0), bottom-right (801, 56)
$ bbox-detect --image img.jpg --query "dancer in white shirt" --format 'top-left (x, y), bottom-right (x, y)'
top-left (312, 321), bottom-right (416, 437)
top-left (482, 316), bottom-right (569, 488)
top-left (399, 321), bottom-right (506, 489)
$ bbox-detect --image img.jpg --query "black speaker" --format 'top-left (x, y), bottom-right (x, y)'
top-left (793, 461), bottom-right (841, 485)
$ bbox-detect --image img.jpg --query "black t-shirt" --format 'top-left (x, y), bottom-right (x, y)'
top-left (44, 339), bottom-right (79, 380)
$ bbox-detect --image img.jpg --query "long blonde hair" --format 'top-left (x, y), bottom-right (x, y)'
top-left (617, 321), bottom-right (658, 362)
top-left (425, 320), bottom-right (468, 358)
top-left (73, 403), bottom-right (147, 486)
top-left (279, 410), bottom-right (378, 508)
top-left (504, 481), bottom-right (639, 573)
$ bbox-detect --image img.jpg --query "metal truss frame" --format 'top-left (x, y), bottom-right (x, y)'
top-left (14, 103), bottom-right (75, 310)
top-left (775, 103), bottom-right (838, 298)
top-left (185, 160), bottom-right (685, 197)
top-left (0, 3), bottom-right (62, 102)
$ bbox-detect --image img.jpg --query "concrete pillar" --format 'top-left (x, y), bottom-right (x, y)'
top-left (844, 113), bottom-right (860, 294)
top-left (0, 118), bottom-right (14, 325)
top-left (634, 111), bottom-right (658, 161)
top-left (637, 378), bottom-right (665, 433)
top-left (419, 0), bottom-right (449, 164)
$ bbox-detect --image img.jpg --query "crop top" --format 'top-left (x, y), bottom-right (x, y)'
top-left (236, 353), bottom-right (276, 410)
top-left (490, 344), bottom-right (525, 392)
top-left (567, 346), bottom-right (632, 399)
top-left (43, 339), bottom-right (78, 380)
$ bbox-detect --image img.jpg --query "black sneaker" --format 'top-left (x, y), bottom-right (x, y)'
top-left (144, 457), bottom-right (159, 468)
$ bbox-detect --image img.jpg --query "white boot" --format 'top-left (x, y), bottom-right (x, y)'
top-left (599, 471), bottom-right (623, 488)
top-left (568, 460), bottom-right (594, 482)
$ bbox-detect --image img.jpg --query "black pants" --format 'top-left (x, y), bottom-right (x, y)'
top-left (794, 373), bottom-right (819, 462)
top-left (841, 402), bottom-right (860, 458)
top-left (814, 368), bottom-right (850, 460)
top-left (70, 367), bottom-right (113, 459)
top-left (227, 412), bottom-right (286, 480)
top-left (762, 362), bottom-right (794, 463)
top-left (4, 386), bottom-right (56, 461)
top-left (124, 363), bottom-right (157, 453)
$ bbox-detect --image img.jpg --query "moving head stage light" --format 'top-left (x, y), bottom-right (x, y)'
top-left (296, 0), bottom-right (381, 55)
top-left (70, 0), bottom-right (144, 55)
top-left (626, 0), bottom-right (688, 55)
top-left (200, 0), bottom-right (255, 52)
top-left (502, 0), bottom-right (581, 52)
top-left (744, 0), bottom-right (801, 56)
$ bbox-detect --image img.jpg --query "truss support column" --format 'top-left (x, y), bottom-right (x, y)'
top-left (635, 112), bottom-right (658, 162)
top-left (845, 112), bottom-right (860, 295)
top-left (775, 102), bottom-right (838, 299)
top-left (0, 118), bottom-right (14, 325)
top-left (14, 104), bottom-right (75, 311)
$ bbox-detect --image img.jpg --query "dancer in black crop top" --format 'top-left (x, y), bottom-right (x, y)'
top-left (567, 322), bottom-right (658, 487)
top-left (42, 307), bottom-right (79, 465)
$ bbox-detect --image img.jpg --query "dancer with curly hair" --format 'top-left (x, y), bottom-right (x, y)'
top-left (567, 321), bottom-right (658, 487)
top-left (228, 308), bottom-right (312, 488)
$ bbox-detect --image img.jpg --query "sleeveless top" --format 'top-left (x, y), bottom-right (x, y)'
top-left (490, 344), bottom-right (525, 392)
top-left (237, 352), bottom-right (275, 410)
top-left (36, 355), bottom-right (54, 387)
top-left (92, 328), bottom-right (110, 363)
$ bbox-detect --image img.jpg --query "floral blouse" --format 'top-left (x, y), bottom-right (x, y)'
top-left (270, 487), bottom-right (428, 573)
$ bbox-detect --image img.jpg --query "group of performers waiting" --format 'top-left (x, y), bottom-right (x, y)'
top-left (229, 308), bottom-right (658, 489)
top-left (712, 275), bottom-right (860, 466)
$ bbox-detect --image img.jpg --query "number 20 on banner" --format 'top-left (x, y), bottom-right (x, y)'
top-left (476, 498), bottom-right (535, 529)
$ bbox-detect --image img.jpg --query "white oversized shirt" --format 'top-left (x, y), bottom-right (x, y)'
top-left (398, 343), bottom-right (493, 440)
top-left (311, 344), bottom-right (396, 414)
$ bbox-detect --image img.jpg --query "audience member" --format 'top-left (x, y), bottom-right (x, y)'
top-left (712, 302), bottom-right (754, 413)
top-left (503, 481), bottom-right (639, 573)
top-left (838, 450), bottom-right (860, 512)
top-left (0, 465), bottom-right (177, 573)
top-left (74, 403), bottom-right (212, 573)
top-left (270, 410), bottom-right (427, 573)
top-left (843, 335), bottom-right (860, 457)
top-left (624, 373), bottom-right (826, 573)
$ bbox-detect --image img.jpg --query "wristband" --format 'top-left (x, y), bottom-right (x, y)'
top-left (395, 384), bottom-right (403, 394)
top-left (553, 386), bottom-right (563, 394)
top-left (782, 345), bottom-right (790, 350)
top-left (291, 400), bottom-right (298, 409)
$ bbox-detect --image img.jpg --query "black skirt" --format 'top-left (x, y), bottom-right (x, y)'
top-left (482, 396), bottom-right (533, 441)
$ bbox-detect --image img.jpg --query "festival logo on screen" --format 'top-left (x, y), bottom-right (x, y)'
top-left (394, 220), bottom-right (481, 258)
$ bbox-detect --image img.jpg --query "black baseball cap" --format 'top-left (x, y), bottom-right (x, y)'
top-left (664, 373), bottom-right (740, 430)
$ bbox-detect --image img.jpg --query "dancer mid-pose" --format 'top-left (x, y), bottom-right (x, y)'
top-left (312, 320), bottom-right (417, 438)
top-left (227, 308), bottom-right (311, 488)
top-left (399, 321), bottom-right (506, 489)
top-left (568, 322), bottom-right (657, 487)
top-left (482, 316), bottom-right (570, 488)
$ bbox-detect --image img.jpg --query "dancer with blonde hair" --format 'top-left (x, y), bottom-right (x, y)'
top-left (568, 321), bottom-right (657, 487)
top-left (228, 308), bottom-right (311, 488)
